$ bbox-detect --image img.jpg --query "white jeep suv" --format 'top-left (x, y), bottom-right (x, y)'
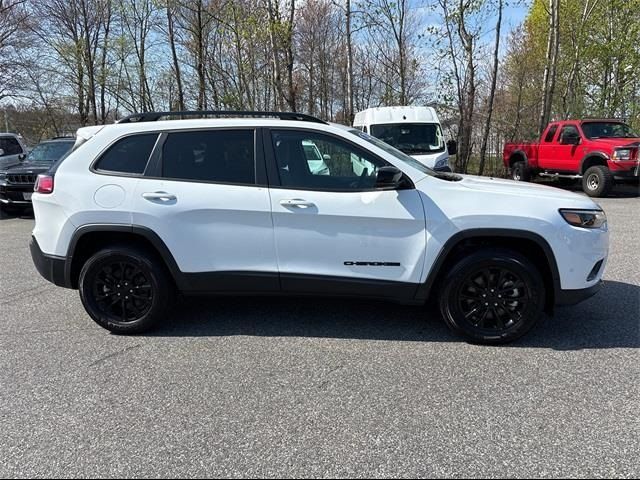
top-left (30, 111), bottom-right (609, 344)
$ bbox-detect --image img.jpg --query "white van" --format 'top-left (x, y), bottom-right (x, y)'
top-left (353, 106), bottom-right (453, 171)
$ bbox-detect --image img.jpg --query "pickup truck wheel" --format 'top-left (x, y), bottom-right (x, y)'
top-left (582, 165), bottom-right (614, 197)
top-left (439, 249), bottom-right (545, 345)
top-left (79, 246), bottom-right (174, 334)
top-left (511, 161), bottom-right (530, 182)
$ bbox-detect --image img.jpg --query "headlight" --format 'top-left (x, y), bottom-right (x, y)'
top-left (0, 172), bottom-right (6, 182)
top-left (560, 209), bottom-right (607, 229)
top-left (612, 148), bottom-right (632, 161)
top-left (435, 157), bottom-right (448, 169)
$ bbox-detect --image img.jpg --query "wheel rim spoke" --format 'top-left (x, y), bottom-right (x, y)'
top-left (91, 259), bottom-right (153, 324)
top-left (458, 266), bottom-right (529, 332)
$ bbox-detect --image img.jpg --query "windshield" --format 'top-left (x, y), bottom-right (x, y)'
top-left (370, 123), bottom-right (445, 154)
top-left (347, 128), bottom-right (435, 176)
top-left (581, 122), bottom-right (639, 139)
top-left (27, 141), bottom-right (73, 162)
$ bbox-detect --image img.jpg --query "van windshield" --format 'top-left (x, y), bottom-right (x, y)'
top-left (370, 123), bottom-right (445, 154)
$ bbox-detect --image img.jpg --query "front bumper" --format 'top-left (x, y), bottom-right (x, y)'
top-left (556, 280), bottom-right (603, 305)
top-left (0, 182), bottom-right (35, 205)
top-left (30, 236), bottom-right (71, 288)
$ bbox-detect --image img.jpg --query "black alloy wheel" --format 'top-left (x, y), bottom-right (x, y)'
top-left (79, 246), bottom-right (173, 333)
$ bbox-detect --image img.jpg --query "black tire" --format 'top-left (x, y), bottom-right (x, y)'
top-left (439, 248), bottom-right (545, 345)
top-left (79, 245), bottom-right (174, 334)
top-left (511, 161), bottom-right (530, 182)
top-left (582, 165), bottom-right (614, 197)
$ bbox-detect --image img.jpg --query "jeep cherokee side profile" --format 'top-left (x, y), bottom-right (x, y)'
top-left (30, 111), bottom-right (609, 344)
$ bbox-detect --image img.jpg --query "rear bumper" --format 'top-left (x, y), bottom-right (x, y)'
top-left (30, 236), bottom-right (72, 288)
top-left (555, 280), bottom-right (603, 305)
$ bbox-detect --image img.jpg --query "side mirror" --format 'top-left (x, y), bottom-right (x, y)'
top-left (447, 140), bottom-right (457, 155)
top-left (18, 153), bottom-right (26, 161)
top-left (562, 135), bottom-right (581, 145)
top-left (323, 153), bottom-right (331, 161)
top-left (375, 166), bottom-right (403, 189)
top-left (0, 148), bottom-right (4, 157)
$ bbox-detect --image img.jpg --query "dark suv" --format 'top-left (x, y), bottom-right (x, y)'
top-left (0, 137), bottom-right (74, 211)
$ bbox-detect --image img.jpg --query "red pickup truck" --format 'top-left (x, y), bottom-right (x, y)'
top-left (503, 119), bottom-right (640, 197)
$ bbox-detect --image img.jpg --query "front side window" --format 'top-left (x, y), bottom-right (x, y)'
top-left (559, 125), bottom-right (580, 143)
top-left (95, 133), bottom-right (158, 174)
top-left (162, 129), bottom-right (255, 184)
top-left (370, 123), bottom-right (445, 154)
top-left (581, 121), bottom-right (639, 139)
top-left (0, 137), bottom-right (22, 156)
top-left (271, 130), bottom-right (390, 191)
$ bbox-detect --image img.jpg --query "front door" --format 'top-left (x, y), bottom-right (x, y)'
top-left (266, 128), bottom-right (426, 298)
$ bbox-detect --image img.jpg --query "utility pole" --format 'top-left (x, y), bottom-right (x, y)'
top-left (3, 110), bottom-right (8, 132)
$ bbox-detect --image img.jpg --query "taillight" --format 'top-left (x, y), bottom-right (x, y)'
top-left (35, 174), bottom-right (54, 194)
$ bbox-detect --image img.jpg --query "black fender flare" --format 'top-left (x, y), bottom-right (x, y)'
top-left (65, 224), bottom-right (186, 290)
top-left (415, 228), bottom-right (562, 308)
top-left (579, 151), bottom-right (609, 174)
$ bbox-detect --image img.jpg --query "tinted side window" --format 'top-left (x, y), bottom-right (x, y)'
top-left (559, 125), bottom-right (580, 142)
top-left (271, 130), bottom-right (390, 191)
top-left (544, 125), bottom-right (558, 142)
top-left (0, 137), bottom-right (23, 155)
top-left (161, 130), bottom-right (255, 184)
top-left (95, 134), bottom-right (158, 174)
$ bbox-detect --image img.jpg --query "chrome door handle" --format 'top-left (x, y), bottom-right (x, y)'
top-left (142, 192), bottom-right (177, 202)
top-left (280, 198), bottom-right (315, 208)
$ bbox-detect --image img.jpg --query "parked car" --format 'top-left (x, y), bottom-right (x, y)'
top-left (0, 133), bottom-right (28, 170)
top-left (30, 111), bottom-right (608, 345)
top-left (504, 119), bottom-right (640, 197)
top-left (0, 137), bottom-right (74, 211)
top-left (302, 140), bottom-right (330, 175)
top-left (353, 106), bottom-right (454, 172)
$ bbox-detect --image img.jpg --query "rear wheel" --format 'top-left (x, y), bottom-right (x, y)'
top-left (511, 161), bottom-right (530, 182)
top-left (439, 249), bottom-right (545, 344)
top-left (79, 246), bottom-right (174, 334)
top-left (582, 165), bottom-right (614, 197)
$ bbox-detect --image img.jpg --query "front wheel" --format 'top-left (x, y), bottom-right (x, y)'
top-left (582, 165), bottom-right (614, 197)
top-left (79, 246), bottom-right (174, 334)
top-left (439, 249), bottom-right (545, 344)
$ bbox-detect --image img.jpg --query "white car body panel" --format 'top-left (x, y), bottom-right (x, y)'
top-left (130, 179), bottom-right (276, 273)
top-left (269, 188), bottom-right (426, 283)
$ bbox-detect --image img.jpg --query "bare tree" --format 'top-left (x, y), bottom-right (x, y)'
top-left (538, 0), bottom-right (560, 135)
top-left (478, 0), bottom-right (503, 176)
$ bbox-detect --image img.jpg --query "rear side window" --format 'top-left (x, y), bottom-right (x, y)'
top-left (544, 125), bottom-right (558, 142)
top-left (162, 130), bottom-right (255, 184)
top-left (0, 137), bottom-right (23, 155)
top-left (95, 134), bottom-right (158, 174)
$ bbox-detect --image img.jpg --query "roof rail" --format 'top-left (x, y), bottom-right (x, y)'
top-left (116, 110), bottom-right (328, 125)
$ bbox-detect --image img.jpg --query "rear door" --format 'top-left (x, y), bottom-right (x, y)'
top-left (537, 123), bottom-right (559, 168)
top-left (265, 128), bottom-right (426, 298)
top-left (131, 127), bottom-right (278, 292)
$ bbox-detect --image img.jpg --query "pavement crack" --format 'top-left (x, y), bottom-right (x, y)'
top-left (90, 344), bottom-right (142, 367)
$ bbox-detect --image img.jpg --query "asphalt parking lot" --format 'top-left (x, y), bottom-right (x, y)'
top-left (0, 185), bottom-right (638, 478)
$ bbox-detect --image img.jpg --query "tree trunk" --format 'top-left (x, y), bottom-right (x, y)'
top-left (478, 0), bottom-right (502, 176)
top-left (345, 0), bottom-right (354, 123)
top-left (167, 0), bottom-right (184, 111)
